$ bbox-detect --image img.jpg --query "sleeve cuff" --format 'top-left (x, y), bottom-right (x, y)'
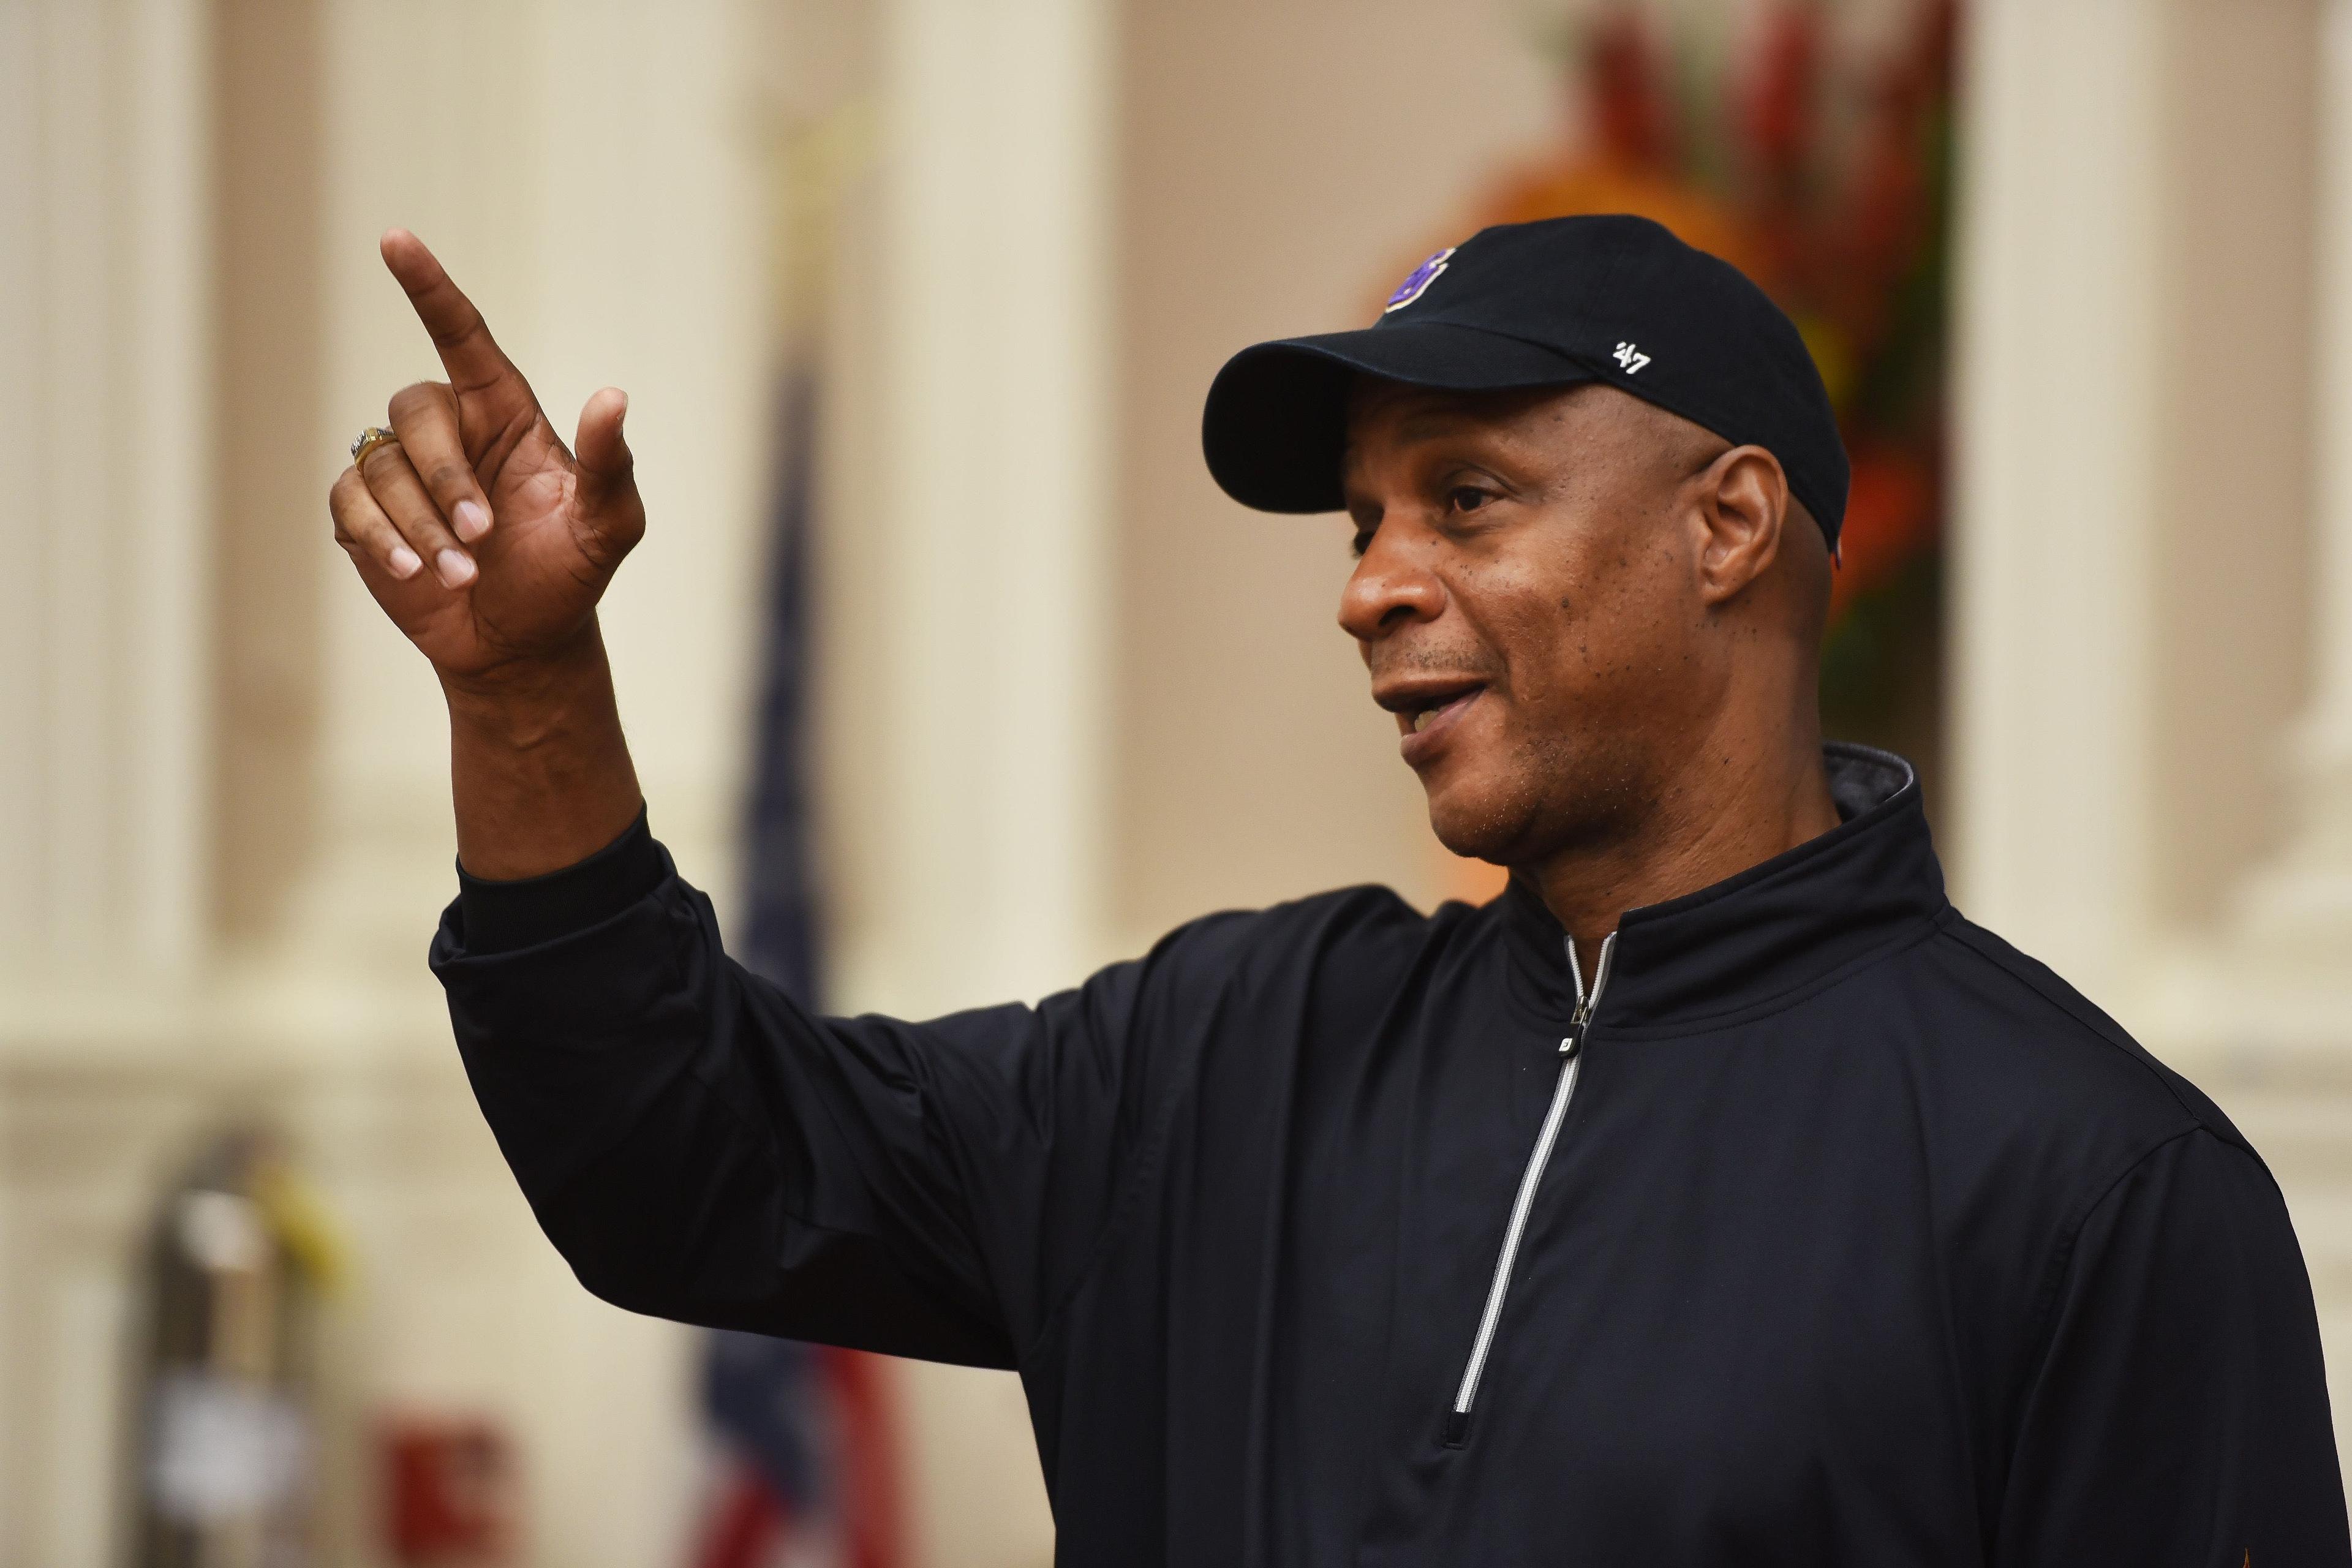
top-left (455, 807), bottom-right (666, 955)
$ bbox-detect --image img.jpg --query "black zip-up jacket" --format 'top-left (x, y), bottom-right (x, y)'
top-left (433, 745), bottom-right (2348, 1565)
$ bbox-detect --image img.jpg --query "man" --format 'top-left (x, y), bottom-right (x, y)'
top-left (331, 214), bottom-right (2347, 1564)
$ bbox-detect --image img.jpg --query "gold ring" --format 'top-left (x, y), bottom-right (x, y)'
top-left (350, 426), bottom-right (399, 472)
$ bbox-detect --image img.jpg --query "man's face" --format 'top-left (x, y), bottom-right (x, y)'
top-left (1338, 379), bottom-right (1733, 866)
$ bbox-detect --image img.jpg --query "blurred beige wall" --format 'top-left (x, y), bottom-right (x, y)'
top-left (213, 0), bottom-right (326, 941)
top-left (2150, 0), bottom-right (2320, 928)
top-left (1110, 0), bottom-right (1559, 937)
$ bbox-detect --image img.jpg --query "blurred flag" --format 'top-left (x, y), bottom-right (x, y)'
top-left (688, 357), bottom-right (902, 1568)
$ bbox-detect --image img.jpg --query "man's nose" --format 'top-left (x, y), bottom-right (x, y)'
top-left (1338, 526), bottom-right (1446, 644)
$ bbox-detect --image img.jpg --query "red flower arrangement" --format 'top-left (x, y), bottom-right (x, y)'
top-left (1419, 0), bottom-right (1959, 898)
top-left (1476, 1), bottom-right (1955, 631)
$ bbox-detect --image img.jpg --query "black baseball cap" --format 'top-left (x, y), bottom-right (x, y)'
top-left (1200, 214), bottom-right (1850, 550)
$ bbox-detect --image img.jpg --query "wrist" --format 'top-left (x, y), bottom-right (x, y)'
top-left (439, 626), bottom-right (611, 741)
top-left (439, 619), bottom-right (644, 880)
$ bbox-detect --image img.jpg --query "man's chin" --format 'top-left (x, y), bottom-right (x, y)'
top-left (1422, 782), bottom-right (1532, 867)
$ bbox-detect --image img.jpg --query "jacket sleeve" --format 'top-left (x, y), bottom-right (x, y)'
top-left (429, 818), bottom-right (1219, 1371)
top-left (1994, 1126), bottom-right (2350, 1566)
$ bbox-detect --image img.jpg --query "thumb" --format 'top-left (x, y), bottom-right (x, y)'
top-left (571, 388), bottom-right (644, 562)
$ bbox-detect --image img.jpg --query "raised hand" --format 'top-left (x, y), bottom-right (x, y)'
top-left (330, 230), bottom-right (646, 880)
top-left (330, 230), bottom-right (646, 687)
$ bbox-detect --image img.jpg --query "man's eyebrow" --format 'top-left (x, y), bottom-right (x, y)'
top-left (1338, 405), bottom-right (1510, 493)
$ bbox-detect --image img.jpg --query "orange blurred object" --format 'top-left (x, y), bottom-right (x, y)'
top-left (1480, 159), bottom-right (1766, 285)
top-left (382, 1417), bottom-right (519, 1567)
top-left (1442, 853), bottom-right (1512, 908)
top-left (1830, 446), bottom-right (1935, 621)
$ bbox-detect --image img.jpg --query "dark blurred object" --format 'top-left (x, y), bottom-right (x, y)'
top-left (131, 1128), bottom-right (344, 1567)
top-left (695, 1333), bottom-right (820, 1568)
top-left (685, 142), bottom-right (903, 1567)
top-left (382, 1417), bottom-right (519, 1567)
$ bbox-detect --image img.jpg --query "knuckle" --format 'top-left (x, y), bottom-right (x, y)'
top-left (393, 513), bottom-right (451, 549)
top-left (428, 461), bottom-right (473, 497)
top-left (363, 446), bottom-right (415, 491)
top-left (387, 381), bottom-right (443, 422)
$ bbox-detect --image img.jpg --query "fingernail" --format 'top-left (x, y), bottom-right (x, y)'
top-left (436, 548), bottom-right (476, 587)
top-left (388, 544), bottom-right (423, 579)
top-left (453, 499), bottom-right (489, 541)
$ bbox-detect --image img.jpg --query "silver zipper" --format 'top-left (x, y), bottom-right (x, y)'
top-left (1444, 929), bottom-right (1616, 1446)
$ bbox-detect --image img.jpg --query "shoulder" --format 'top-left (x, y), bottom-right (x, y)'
top-left (1129, 883), bottom-right (1452, 1002)
top-left (1058, 884), bottom-right (1486, 1058)
top-left (1041, 886), bottom-right (1452, 1117)
top-left (1893, 915), bottom-right (2263, 1201)
top-left (1882, 920), bottom-right (2308, 1351)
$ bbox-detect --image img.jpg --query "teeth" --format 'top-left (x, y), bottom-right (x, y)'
top-left (1412, 708), bottom-right (1438, 733)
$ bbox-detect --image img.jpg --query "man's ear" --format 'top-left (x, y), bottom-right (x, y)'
top-left (1693, 445), bottom-right (1789, 606)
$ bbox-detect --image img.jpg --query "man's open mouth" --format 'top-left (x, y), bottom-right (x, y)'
top-left (1376, 680), bottom-right (1488, 748)
top-left (1404, 690), bottom-right (1481, 734)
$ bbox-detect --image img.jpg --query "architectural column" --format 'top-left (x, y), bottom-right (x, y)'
top-left (284, 6), bottom-right (773, 1562)
top-left (2196, 2), bottom-right (2352, 1471)
top-left (1949, 0), bottom-right (2167, 1008)
top-left (1953, 0), bottom-right (2352, 1468)
top-left (2239, 0), bottom-right (2352, 963)
top-left (292, 0), bottom-right (774, 967)
top-left (836, 0), bottom-right (1117, 1017)
top-left (0, 4), bottom-right (216, 1559)
top-left (0, 0), bottom-right (215, 990)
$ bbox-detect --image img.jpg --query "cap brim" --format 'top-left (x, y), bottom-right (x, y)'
top-left (1201, 322), bottom-right (1594, 513)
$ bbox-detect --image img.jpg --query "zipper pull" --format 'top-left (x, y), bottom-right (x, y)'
top-left (1557, 930), bottom-right (1616, 1057)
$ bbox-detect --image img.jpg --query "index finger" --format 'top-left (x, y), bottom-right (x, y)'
top-left (380, 228), bottom-right (538, 431)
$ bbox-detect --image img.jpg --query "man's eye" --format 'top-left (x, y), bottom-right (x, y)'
top-left (1448, 486), bottom-right (1496, 514)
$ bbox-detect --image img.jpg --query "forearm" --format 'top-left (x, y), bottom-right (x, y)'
top-left (440, 621), bottom-right (644, 879)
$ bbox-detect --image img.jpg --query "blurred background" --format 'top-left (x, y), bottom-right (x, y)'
top-left (4, 0), bottom-right (2351, 1561)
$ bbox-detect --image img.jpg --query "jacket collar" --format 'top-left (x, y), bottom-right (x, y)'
top-left (1494, 743), bottom-right (1947, 1035)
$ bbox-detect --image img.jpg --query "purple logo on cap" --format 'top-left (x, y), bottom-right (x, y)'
top-left (1383, 247), bottom-right (1456, 314)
